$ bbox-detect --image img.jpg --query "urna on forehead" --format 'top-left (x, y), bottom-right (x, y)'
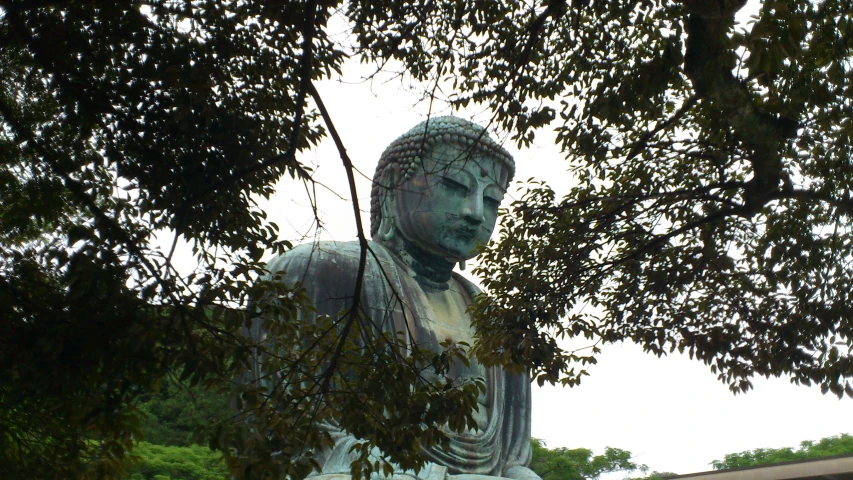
top-left (369, 116), bottom-right (515, 237)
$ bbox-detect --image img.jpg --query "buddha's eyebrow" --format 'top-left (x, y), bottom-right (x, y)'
top-left (488, 185), bottom-right (507, 195)
top-left (439, 166), bottom-right (473, 177)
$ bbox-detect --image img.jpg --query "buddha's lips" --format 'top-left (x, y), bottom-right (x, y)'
top-left (449, 226), bottom-right (478, 241)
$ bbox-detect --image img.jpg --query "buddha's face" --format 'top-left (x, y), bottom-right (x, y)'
top-left (391, 142), bottom-right (509, 262)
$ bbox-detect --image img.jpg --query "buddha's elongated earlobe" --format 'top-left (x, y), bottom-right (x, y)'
top-left (458, 260), bottom-right (466, 271)
top-left (377, 170), bottom-right (396, 242)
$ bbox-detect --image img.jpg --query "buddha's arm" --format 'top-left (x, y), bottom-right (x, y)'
top-left (262, 242), bottom-right (367, 320)
top-left (498, 371), bottom-right (542, 480)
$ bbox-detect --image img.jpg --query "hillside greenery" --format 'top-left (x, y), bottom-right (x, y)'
top-left (712, 433), bottom-right (853, 470)
top-left (529, 438), bottom-right (646, 480)
top-left (126, 442), bottom-right (229, 480)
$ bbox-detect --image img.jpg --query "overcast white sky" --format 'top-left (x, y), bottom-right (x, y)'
top-left (244, 1), bottom-right (853, 476)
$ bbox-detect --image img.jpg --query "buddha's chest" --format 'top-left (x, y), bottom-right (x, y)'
top-left (402, 279), bottom-right (490, 430)
top-left (420, 287), bottom-right (477, 346)
top-left (407, 282), bottom-right (486, 381)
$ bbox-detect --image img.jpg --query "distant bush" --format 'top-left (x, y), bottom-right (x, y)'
top-left (137, 375), bottom-right (231, 447)
top-left (529, 438), bottom-right (646, 480)
top-left (712, 434), bottom-right (853, 470)
top-left (126, 442), bottom-right (229, 480)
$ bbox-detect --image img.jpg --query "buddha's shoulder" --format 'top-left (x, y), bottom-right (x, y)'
top-left (264, 240), bottom-right (394, 284)
top-left (451, 271), bottom-right (483, 297)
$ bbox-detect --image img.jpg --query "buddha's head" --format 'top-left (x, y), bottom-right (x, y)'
top-left (370, 117), bottom-right (515, 264)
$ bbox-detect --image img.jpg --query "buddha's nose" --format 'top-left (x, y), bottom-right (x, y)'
top-left (460, 195), bottom-right (484, 225)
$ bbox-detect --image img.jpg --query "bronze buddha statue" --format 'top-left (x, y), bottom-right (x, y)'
top-left (252, 117), bottom-right (539, 480)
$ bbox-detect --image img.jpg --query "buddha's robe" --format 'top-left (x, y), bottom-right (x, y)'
top-left (249, 241), bottom-right (537, 480)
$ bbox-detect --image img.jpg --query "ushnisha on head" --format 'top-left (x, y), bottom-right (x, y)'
top-left (370, 116), bottom-right (515, 272)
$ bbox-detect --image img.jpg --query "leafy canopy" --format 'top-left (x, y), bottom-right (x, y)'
top-left (469, 0), bottom-right (853, 398)
top-left (3, 0), bottom-right (853, 478)
top-left (0, 1), bottom-right (478, 478)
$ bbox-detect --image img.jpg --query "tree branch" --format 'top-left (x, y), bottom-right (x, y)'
top-left (682, 0), bottom-right (798, 216)
top-left (0, 98), bottom-right (177, 306)
top-left (773, 188), bottom-right (853, 216)
top-left (626, 95), bottom-right (698, 161)
top-left (183, 0), bottom-right (318, 206)
top-left (306, 80), bottom-right (368, 399)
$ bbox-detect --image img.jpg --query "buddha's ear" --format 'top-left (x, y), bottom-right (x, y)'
top-left (376, 166), bottom-right (397, 242)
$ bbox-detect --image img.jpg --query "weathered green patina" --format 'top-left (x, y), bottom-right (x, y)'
top-left (253, 117), bottom-right (539, 480)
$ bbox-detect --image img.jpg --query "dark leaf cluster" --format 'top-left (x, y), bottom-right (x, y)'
top-left (465, 0), bottom-right (853, 397)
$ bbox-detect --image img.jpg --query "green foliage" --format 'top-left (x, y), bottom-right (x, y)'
top-left (137, 376), bottom-right (232, 448)
top-left (469, 0), bottom-right (853, 397)
top-left (0, 2), bottom-right (483, 478)
top-left (126, 442), bottom-right (228, 480)
top-left (711, 434), bottom-right (853, 470)
top-left (0, 1), bottom-right (322, 476)
top-left (529, 438), bottom-right (646, 480)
